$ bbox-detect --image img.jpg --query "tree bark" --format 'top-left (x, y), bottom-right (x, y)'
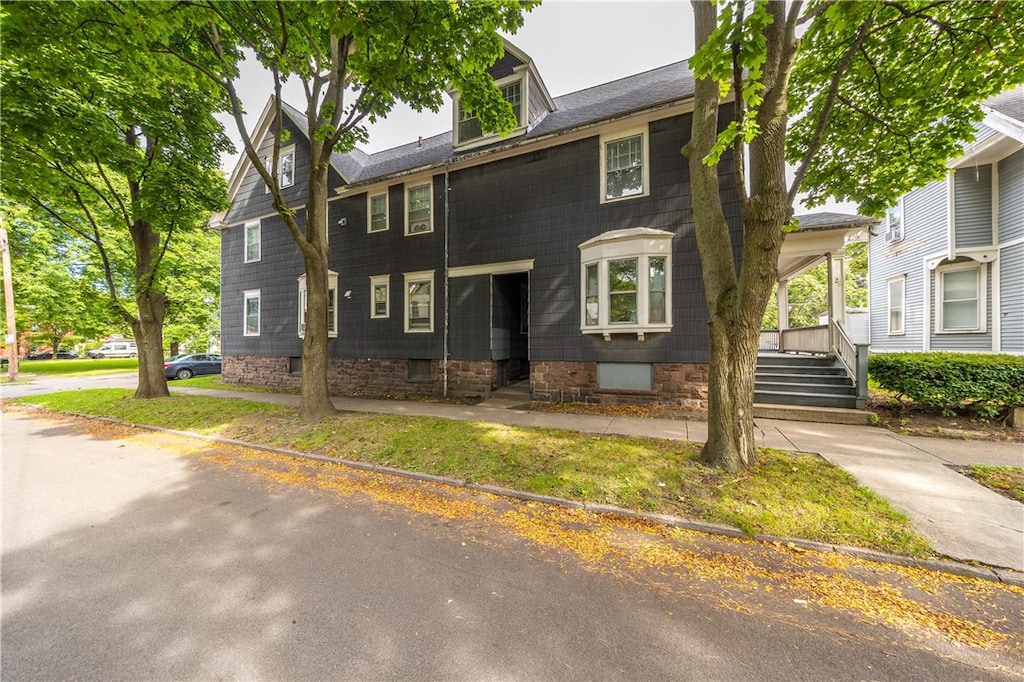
top-left (296, 150), bottom-right (338, 423)
top-left (130, 217), bottom-right (170, 399)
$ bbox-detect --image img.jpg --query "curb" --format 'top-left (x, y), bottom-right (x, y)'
top-left (25, 406), bottom-right (1024, 588)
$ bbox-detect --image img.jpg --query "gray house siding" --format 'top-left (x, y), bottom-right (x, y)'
top-left (328, 179), bottom-right (446, 360)
top-left (953, 164), bottom-right (993, 249)
top-left (999, 149), bottom-right (1023, 243)
top-left (1000, 242), bottom-right (1024, 353)
top-left (868, 180), bottom-right (947, 351)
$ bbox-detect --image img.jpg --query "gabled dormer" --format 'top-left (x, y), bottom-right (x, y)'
top-left (450, 39), bottom-right (555, 151)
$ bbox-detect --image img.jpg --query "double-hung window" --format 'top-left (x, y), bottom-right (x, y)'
top-left (243, 290), bottom-right (261, 337)
top-left (406, 183), bottom-right (432, 235)
top-left (279, 145), bottom-right (295, 188)
top-left (404, 271), bottom-right (434, 332)
top-left (579, 228), bottom-right (672, 338)
top-left (937, 262), bottom-right (985, 333)
top-left (297, 272), bottom-right (339, 338)
top-left (368, 192), bottom-right (389, 233)
top-left (370, 275), bottom-right (390, 319)
top-left (455, 77), bottom-right (525, 147)
top-left (885, 202), bottom-right (903, 242)
top-left (600, 127), bottom-right (649, 202)
top-left (244, 220), bottom-right (261, 263)
top-left (887, 276), bottom-right (905, 335)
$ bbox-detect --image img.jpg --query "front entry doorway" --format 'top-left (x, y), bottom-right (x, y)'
top-left (492, 272), bottom-right (529, 389)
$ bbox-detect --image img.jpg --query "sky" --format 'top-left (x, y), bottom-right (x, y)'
top-left (219, 0), bottom-right (855, 214)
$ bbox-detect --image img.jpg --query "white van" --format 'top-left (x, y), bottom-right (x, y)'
top-left (88, 341), bottom-right (138, 358)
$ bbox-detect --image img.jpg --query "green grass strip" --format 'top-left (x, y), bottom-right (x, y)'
top-left (13, 388), bottom-right (932, 557)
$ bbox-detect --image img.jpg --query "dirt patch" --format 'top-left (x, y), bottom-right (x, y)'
top-left (867, 399), bottom-right (1024, 444)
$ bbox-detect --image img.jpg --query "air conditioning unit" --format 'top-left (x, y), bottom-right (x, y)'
top-left (410, 221), bottom-right (430, 233)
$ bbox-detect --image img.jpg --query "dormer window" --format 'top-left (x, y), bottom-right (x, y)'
top-left (454, 77), bottom-right (525, 148)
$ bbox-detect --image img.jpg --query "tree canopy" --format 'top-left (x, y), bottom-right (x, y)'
top-left (685, 0), bottom-right (1023, 471)
top-left (1, 0), bottom-right (230, 395)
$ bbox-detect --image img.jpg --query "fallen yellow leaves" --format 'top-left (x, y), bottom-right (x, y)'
top-left (29, 411), bottom-right (1024, 656)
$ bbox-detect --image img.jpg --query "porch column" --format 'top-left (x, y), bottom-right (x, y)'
top-left (777, 279), bottom-right (790, 331)
top-left (828, 251), bottom-right (846, 326)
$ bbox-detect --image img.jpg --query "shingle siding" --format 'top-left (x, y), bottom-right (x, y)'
top-left (953, 164), bottom-right (993, 249)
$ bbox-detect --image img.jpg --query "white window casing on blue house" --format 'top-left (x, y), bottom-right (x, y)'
top-left (370, 274), bottom-right (390, 319)
top-left (244, 220), bottom-right (261, 263)
top-left (885, 201), bottom-right (903, 242)
top-left (297, 271), bottom-right (338, 338)
top-left (404, 270), bottom-right (434, 333)
top-left (279, 145), bottom-right (295, 188)
top-left (368, 192), bottom-right (389, 233)
top-left (405, 182), bottom-right (433, 235)
top-left (579, 227), bottom-right (672, 340)
top-left (453, 72), bottom-right (527, 150)
top-left (600, 126), bottom-right (649, 203)
top-left (243, 289), bottom-right (261, 337)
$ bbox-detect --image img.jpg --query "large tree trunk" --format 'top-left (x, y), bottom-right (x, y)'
top-left (297, 162), bottom-right (338, 423)
top-left (130, 218), bottom-right (170, 399)
top-left (685, 0), bottom-right (796, 472)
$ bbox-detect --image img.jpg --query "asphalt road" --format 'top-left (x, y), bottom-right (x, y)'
top-left (2, 411), bottom-right (1021, 681)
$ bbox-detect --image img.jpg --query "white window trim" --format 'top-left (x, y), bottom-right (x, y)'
top-left (244, 220), bottom-right (261, 263)
top-left (279, 145), bottom-right (296, 188)
top-left (370, 274), bottom-right (390, 319)
top-left (936, 261), bottom-right (987, 334)
top-left (452, 72), bottom-right (528, 150)
top-left (887, 275), bottom-right (905, 336)
top-left (405, 181), bottom-right (433, 236)
top-left (263, 156), bottom-right (271, 194)
top-left (404, 270), bottom-right (435, 333)
top-left (368, 191), bottom-right (389, 233)
top-left (243, 289), bottom-right (261, 337)
top-left (578, 228), bottom-right (672, 338)
top-left (885, 200), bottom-right (904, 242)
top-left (599, 126), bottom-right (650, 204)
top-left (297, 271), bottom-right (339, 338)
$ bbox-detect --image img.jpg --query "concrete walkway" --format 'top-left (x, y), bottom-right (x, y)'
top-left (165, 385), bottom-right (1021, 572)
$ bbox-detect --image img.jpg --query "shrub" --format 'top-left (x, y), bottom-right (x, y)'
top-left (868, 353), bottom-right (1024, 418)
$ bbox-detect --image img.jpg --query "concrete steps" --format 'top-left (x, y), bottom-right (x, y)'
top-left (755, 353), bottom-right (859, 410)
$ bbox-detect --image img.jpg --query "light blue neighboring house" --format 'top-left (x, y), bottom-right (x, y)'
top-left (868, 87), bottom-right (1024, 354)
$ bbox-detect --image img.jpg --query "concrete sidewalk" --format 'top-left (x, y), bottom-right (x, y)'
top-left (174, 386), bottom-right (1024, 572)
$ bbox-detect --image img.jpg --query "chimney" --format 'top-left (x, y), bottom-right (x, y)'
top-left (417, 136), bottom-right (423, 147)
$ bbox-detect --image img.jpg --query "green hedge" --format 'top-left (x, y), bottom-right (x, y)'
top-left (868, 352), bottom-right (1024, 418)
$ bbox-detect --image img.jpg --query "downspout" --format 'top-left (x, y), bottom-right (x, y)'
top-left (443, 160), bottom-right (451, 398)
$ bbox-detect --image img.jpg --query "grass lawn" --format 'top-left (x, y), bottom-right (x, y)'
top-left (11, 388), bottom-right (932, 557)
top-left (2, 358), bottom-right (138, 379)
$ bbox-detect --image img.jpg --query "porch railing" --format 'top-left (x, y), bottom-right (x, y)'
top-left (760, 321), bottom-right (869, 409)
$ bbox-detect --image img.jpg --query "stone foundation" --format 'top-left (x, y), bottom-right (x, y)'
top-left (531, 360), bottom-right (709, 409)
top-left (223, 356), bottom-right (709, 408)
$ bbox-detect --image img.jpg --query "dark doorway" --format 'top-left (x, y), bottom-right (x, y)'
top-left (491, 272), bottom-right (529, 389)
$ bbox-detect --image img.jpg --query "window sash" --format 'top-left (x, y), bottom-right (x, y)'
top-left (888, 278), bottom-right (904, 334)
top-left (372, 278), bottom-right (390, 319)
top-left (940, 268), bottom-right (979, 330)
top-left (457, 80), bottom-right (523, 144)
top-left (407, 184), bottom-right (431, 234)
top-left (608, 258), bottom-right (638, 324)
top-left (280, 149), bottom-right (295, 187)
top-left (648, 257), bottom-right (666, 324)
top-left (244, 222), bottom-right (260, 262)
top-left (605, 135), bottom-right (644, 199)
top-left (407, 280), bottom-right (431, 329)
top-left (584, 263), bottom-right (599, 326)
top-left (369, 193), bottom-right (388, 232)
top-left (244, 292), bottom-right (260, 336)
top-left (886, 204), bottom-right (903, 241)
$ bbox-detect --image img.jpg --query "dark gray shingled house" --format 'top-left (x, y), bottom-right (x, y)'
top-left (213, 40), bottom-right (865, 408)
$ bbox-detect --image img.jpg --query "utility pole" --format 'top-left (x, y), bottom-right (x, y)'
top-left (1, 224), bottom-right (19, 382)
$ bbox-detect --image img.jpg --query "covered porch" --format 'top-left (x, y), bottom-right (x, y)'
top-left (758, 213), bottom-right (878, 410)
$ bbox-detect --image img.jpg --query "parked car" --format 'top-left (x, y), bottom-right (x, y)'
top-left (26, 349), bottom-right (78, 360)
top-left (164, 353), bottom-right (222, 380)
top-left (87, 341), bottom-right (137, 358)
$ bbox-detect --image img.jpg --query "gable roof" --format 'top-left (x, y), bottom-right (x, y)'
top-left (336, 58), bottom-right (697, 188)
top-left (982, 86), bottom-right (1023, 125)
